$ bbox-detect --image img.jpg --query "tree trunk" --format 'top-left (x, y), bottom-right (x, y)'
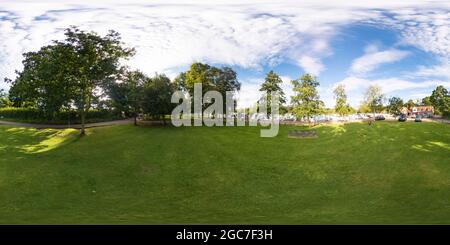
top-left (134, 115), bottom-right (137, 126)
top-left (80, 110), bottom-right (86, 136)
top-left (79, 90), bottom-right (87, 136)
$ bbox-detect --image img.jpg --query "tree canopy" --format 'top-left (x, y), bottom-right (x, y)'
top-left (291, 74), bottom-right (324, 124)
top-left (387, 96), bottom-right (404, 116)
top-left (421, 96), bottom-right (432, 106)
top-left (0, 89), bottom-right (12, 108)
top-left (142, 74), bottom-right (176, 124)
top-left (363, 85), bottom-right (384, 115)
top-left (8, 26), bottom-right (135, 134)
top-left (333, 84), bottom-right (351, 116)
top-left (176, 62), bottom-right (240, 95)
top-left (106, 70), bottom-right (146, 125)
top-left (430, 85), bottom-right (450, 117)
top-left (259, 70), bottom-right (286, 116)
top-left (175, 62), bottom-right (240, 113)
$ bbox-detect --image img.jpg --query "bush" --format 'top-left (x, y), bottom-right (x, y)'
top-left (0, 107), bottom-right (121, 124)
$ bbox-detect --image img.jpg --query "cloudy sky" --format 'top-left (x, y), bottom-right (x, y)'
top-left (1, 0), bottom-right (449, 108)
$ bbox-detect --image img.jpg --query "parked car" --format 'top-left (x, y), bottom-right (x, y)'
top-left (375, 115), bottom-right (385, 120)
top-left (398, 114), bottom-right (407, 122)
top-left (415, 115), bottom-right (422, 122)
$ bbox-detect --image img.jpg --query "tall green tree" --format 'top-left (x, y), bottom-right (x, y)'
top-left (291, 74), bottom-right (324, 125)
top-left (8, 26), bottom-right (134, 134)
top-left (421, 96), bottom-right (432, 106)
top-left (357, 103), bottom-right (371, 113)
top-left (363, 85), bottom-right (384, 115)
top-left (430, 85), bottom-right (450, 116)
top-left (142, 74), bottom-right (176, 124)
top-left (387, 96), bottom-right (404, 116)
top-left (8, 44), bottom-right (75, 118)
top-left (405, 99), bottom-right (416, 111)
top-left (106, 70), bottom-right (146, 126)
top-left (259, 70), bottom-right (286, 116)
top-left (333, 84), bottom-right (351, 116)
top-left (60, 26), bottom-right (135, 134)
top-left (175, 62), bottom-right (240, 112)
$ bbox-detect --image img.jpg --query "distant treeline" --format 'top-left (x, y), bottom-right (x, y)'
top-left (0, 26), bottom-right (449, 133)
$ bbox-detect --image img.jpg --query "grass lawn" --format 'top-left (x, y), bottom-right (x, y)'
top-left (0, 121), bottom-right (449, 224)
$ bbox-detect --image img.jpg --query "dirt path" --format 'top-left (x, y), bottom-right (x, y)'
top-left (0, 119), bottom-right (134, 129)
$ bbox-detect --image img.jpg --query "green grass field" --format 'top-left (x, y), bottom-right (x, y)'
top-left (0, 121), bottom-right (449, 224)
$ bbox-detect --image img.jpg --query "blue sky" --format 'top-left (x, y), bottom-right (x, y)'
top-left (0, 0), bottom-right (449, 108)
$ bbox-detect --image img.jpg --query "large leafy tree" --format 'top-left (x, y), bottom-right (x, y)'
top-left (142, 74), bottom-right (176, 124)
top-left (106, 70), bottom-right (146, 126)
top-left (430, 85), bottom-right (450, 116)
top-left (387, 96), bottom-right (404, 116)
top-left (421, 96), bottom-right (432, 106)
top-left (60, 26), bottom-right (135, 134)
top-left (259, 70), bottom-right (286, 116)
top-left (405, 99), bottom-right (416, 111)
top-left (175, 62), bottom-right (240, 112)
top-left (333, 84), bottom-right (351, 116)
top-left (357, 103), bottom-right (371, 113)
top-left (8, 26), bottom-right (134, 134)
top-left (363, 85), bottom-right (384, 115)
top-left (291, 74), bottom-right (324, 125)
top-left (8, 44), bottom-right (75, 118)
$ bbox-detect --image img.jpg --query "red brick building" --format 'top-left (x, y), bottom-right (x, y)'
top-left (400, 106), bottom-right (434, 117)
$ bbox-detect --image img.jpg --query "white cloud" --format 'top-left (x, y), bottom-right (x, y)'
top-left (336, 76), bottom-right (450, 106)
top-left (0, 0), bottom-right (449, 98)
top-left (416, 60), bottom-right (450, 79)
top-left (236, 78), bottom-right (262, 109)
top-left (350, 45), bottom-right (410, 74)
top-left (339, 76), bottom-right (449, 94)
top-left (392, 9), bottom-right (450, 59)
top-left (0, 0), bottom-right (349, 84)
top-left (298, 56), bottom-right (324, 75)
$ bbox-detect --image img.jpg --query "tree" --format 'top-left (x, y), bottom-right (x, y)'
top-left (56, 26), bottom-right (135, 135)
top-left (291, 74), bottom-right (324, 125)
top-left (142, 74), bottom-right (176, 124)
top-left (421, 96), bottom-right (432, 106)
top-left (357, 103), bottom-right (371, 113)
top-left (8, 44), bottom-right (75, 118)
top-left (175, 62), bottom-right (240, 113)
top-left (106, 70), bottom-right (146, 126)
top-left (0, 89), bottom-right (12, 108)
top-left (173, 72), bottom-right (187, 91)
top-left (333, 84), bottom-right (351, 116)
top-left (7, 26), bottom-right (134, 134)
top-left (259, 70), bottom-right (286, 116)
top-left (387, 97), bottom-right (404, 116)
top-left (363, 85), bottom-right (384, 115)
top-left (430, 85), bottom-right (450, 116)
top-left (405, 99), bottom-right (416, 111)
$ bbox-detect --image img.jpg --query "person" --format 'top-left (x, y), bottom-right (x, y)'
top-left (367, 116), bottom-right (374, 125)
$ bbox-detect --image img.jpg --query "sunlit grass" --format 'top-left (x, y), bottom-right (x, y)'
top-left (0, 121), bottom-right (449, 224)
top-left (19, 129), bottom-right (79, 153)
top-left (428, 141), bottom-right (450, 150)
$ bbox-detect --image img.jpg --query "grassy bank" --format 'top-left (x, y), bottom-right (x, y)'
top-left (0, 121), bottom-right (449, 224)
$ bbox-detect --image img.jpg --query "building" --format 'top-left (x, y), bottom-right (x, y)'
top-left (400, 106), bottom-right (434, 117)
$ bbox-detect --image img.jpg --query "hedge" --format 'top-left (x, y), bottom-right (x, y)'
top-left (0, 107), bottom-right (121, 124)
